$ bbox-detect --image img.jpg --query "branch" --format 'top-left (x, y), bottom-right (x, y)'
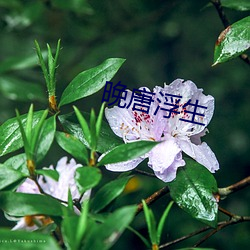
top-left (136, 186), bottom-right (169, 215)
top-left (193, 216), bottom-right (250, 247)
top-left (218, 176), bottom-right (250, 198)
top-left (159, 216), bottom-right (250, 249)
top-left (211, 0), bottom-right (250, 66)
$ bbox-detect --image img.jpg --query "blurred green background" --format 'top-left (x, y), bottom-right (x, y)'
top-left (0, 0), bottom-right (249, 249)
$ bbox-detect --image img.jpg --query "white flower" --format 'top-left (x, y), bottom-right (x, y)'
top-left (103, 79), bottom-right (219, 182)
top-left (12, 157), bottom-right (90, 231)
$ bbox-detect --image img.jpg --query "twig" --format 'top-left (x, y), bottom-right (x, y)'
top-left (159, 216), bottom-right (250, 249)
top-left (136, 186), bottom-right (169, 215)
top-left (134, 169), bottom-right (156, 178)
top-left (159, 224), bottom-right (212, 249)
top-left (193, 216), bottom-right (250, 247)
top-left (218, 176), bottom-right (250, 198)
top-left (218, 206), bottom-right (235, 218)
top-left (211, 0), bottom-right (250, 66)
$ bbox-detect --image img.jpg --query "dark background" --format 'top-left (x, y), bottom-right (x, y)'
top-left (0, 0), bottom-right (249, 249)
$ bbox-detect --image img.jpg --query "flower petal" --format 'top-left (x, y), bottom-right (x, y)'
top-left (148, 137), bottom-right (185, 182)
top-left (40, 157), bottom-right (82, 201)
top-left (157, 79), bottom-right (215, 137)
top-left (105, 156), bottom-right (145, 172)
top-left (16, 178), bottom-right (40, 194)
top-left (179, 138), bottom-right (219, 173)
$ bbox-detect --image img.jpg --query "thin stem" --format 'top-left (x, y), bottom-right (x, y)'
top-left (159, 224), bottom-right (211, 249)
top-left (136, 186), bottom-right (169, 215)
top-left (33, 177), bottom-right (68, 204)
top-left (218, 176), bottom-right (250, 198)
top-left (134, 169), bottom-right (156, 178)
top-left (210, 0), bottom-right (250, 66)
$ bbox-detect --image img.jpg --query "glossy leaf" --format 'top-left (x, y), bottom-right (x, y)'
top-left (83, 205), bottom-right (137, 250)
top-left (0, 111), bottom-right (44, 157)
top-left (213, 16), bottom-right (250, 65)
top-left (36, 116), bottom-right (55, 162)
top-left (56, 131), bottom-right (89, 165)
top-left (221, 0), bottom-right (250, 11)
top-left (0, 76), bottom-right (46, 102)
top-left (59, 58), bottom-right (125, 106)
top-left (97, 141), bottom-right (158, 166)
top-left (4, 153), bottom-right (28, 175)
top-left (73, 106), bottom-right (91, 147)
top-left (168, 159), bottom-right (218, 227)
top-left (59, 113), bottom-right (123, 153)
top-left (36, 169), bottom-right (59, 181)
top-left (75, 167), bottom-right (102, 194)
top-left (0, 192), bottom-right (65, 216)
top-left (0, 164), bottom-right (27, 190)
top-left (91, 176), bottom-right (132, 213)
top-left (0, 228), bottom-right (60, 250)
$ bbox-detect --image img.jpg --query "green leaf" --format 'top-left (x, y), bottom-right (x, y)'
top-left (0, 228), bottom-right (60, 250)
top-left (0, 192), bottom-right (65, 216)
top-left (0, 110), bottom-right (44, 157)
top-left (62, 201), bottom-right (89, 250)
top-left (168, 159), bottom-right (218, 227)
top-left (83, 205), bottom-right (137, 250)
top-left (0, 76), bottom-right (46, 102)
top-left (36, 116), bottom-right (56, 162)
top-left (76, 201), bottom-right (89, 248)
top-left (221, 0), bottom-right (250, 11)
top-left (91, 176), bottom-right (132, 213)
top-left (4, 153), bottom-right (28, 175)
top-left (59, 58), bottom-right (125, 106)
top-left (59, 113), bottom-right (123, 153)
top-left (142, 200), bottom-right (157, 245)
top-left (213, 16), bottom-right (250, 65)
top-left (96, 102), bottom-right (105, 140)
top-left (56, 131), bottom-right (89, 165)
top-left (0, 164), bottom-right (27, 190)
top-left (62, 215), bottom-right (80, 250)
top-left (89, 109), bottom-right (97, 150)
top-left (73, 106), bottom-right (91, 147)
top-left (157, 201), bottom-right (174, 244)
top-left (75, 167), bottom-right (102, 194)
top-left (97, 141), bottom-right (158, 166)
top-left (36, 169), bottom-right (59, 181)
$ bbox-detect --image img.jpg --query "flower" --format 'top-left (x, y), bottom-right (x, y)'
top-left (11, 157), bottom-right (90, 231)
top-left (103, 79), bottom-right (219, 182)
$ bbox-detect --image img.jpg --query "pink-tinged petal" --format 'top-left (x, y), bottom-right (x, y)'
top-left (158, 79), bottom-right (215, 137)
top-left (16, 178), bottom-right (40, 194)
top-left (190, 128), bottom-right (208, 145)
top-left (178, 139), bottom-right (219, 173)
top-left (148, 137), bottom-right (185, 182)
top-left (39, 157), bottom-right (82, 201)
top-left (105, 156), bottom-right (146, 172)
